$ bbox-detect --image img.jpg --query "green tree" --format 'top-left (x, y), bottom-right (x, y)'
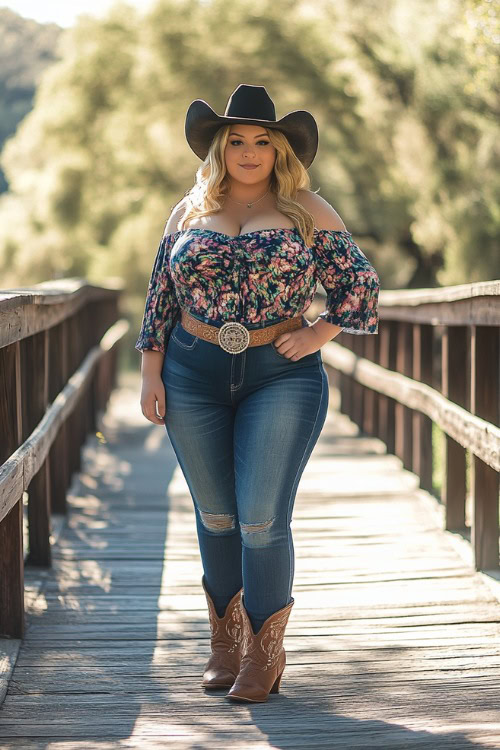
top-left (0, 0), bottom-right (498, 366)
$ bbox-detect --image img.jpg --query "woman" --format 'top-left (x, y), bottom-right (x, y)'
top-left (136, 83), bottom-right (380, 703)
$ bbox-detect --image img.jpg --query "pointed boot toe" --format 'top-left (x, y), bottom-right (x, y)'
top-left (202, 666), bottom-right (238, 689)
top-left (201, 576), bottom-right (244, 689)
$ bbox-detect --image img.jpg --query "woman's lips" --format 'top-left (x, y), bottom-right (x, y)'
top-left (240, 164), bottom-right (259, 169)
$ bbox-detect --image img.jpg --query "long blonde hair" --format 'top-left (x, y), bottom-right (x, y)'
top-left (176, 124), bottom-right (317, 246)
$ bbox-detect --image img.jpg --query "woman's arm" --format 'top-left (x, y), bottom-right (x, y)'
top-left (296, 190), bottom-right (380, 338)
top-left (137, 201), bottom-right (187, 424)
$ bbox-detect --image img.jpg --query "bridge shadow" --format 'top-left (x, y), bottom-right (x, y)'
top-left (4, 373), bottom-right (496, 748)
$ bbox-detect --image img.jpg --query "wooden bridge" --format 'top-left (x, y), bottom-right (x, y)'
top-left (0, 279), bottom-right (499, 748)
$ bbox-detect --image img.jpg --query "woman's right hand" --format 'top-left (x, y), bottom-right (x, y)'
top-left (140, 375), bottom-right (166, 425)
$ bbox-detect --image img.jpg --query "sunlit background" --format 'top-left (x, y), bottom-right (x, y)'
top-left (0, 0), bottom-right (498, 371)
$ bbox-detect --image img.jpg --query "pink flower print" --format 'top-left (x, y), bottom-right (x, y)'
top-left (247, 308), bottom-right (259, 322)
top-left (282, 240), bottom-right (302, 254)
top-left (219, 292), bottom-right (235, 307)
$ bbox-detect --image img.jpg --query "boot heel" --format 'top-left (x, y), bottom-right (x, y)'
top-left (270, 669), bottom-right (284, 693)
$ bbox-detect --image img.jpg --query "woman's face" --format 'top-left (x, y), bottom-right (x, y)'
top-left (224, 123), bottom-right (276, 184)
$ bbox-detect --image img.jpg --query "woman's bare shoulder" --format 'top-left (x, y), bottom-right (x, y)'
top-left (164, 196), bottom-right (191, 235)
top-left (296, 189), bottom-right (347, 231)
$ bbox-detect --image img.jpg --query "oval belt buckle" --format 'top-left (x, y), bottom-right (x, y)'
top-left (218, 322), bottom-right (250, 353)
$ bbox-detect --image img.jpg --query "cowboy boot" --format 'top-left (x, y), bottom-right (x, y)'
top-left (226, 595), bottom-right (295, 703)
top-left (201, 575), bottom-right (244, 689)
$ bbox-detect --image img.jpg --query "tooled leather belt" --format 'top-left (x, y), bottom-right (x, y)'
top-left (180, 309), bottom-right (304, 354)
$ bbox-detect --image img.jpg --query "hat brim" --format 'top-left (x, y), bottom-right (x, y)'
top-left (185, 99), bottom-right (318, 169)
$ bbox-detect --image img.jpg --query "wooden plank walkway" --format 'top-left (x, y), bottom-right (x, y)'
top-left (1, 370), bottom-right (500, 749)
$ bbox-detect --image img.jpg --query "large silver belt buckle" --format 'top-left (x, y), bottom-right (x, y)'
top-left (217, 322), bottom-right (250, 353)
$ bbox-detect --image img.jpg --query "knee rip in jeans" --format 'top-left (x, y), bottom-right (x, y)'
top-left (200, 510), bottom-right (236, 532)
top-left (240, 516), bottom-right (275, 534)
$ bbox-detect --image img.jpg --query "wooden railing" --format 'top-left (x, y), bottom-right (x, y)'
top-left (315, 280), bottom-right (500, 572)
top-left (0, 280), bottom-right (129, 638)
top-left (1, 275), bottom-right (498, 645)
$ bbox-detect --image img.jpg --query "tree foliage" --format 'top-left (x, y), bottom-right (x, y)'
top-left (0, 0), bottom-right (498, 345)
top-left (0, 7), bottom-right (63, 193)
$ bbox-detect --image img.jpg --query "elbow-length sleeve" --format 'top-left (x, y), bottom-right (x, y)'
top-left (135, 230), bottom-right (182, 353)
top-left (313, 229), bottom-right (380, 335)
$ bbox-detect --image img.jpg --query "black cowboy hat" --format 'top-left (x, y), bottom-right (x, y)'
top-left (185, 83), bottom-right (319, 169)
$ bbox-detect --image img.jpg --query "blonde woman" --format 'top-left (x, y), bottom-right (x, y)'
top-left (136, 84), bottom-right (380, 703)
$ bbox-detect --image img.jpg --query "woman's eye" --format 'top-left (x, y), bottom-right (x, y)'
top-left (229, 140), bottom-right (270, 146)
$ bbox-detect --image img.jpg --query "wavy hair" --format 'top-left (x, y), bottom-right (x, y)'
top-left (175, 124), bottom-right (317, 246)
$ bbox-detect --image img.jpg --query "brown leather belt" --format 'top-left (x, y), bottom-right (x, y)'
top-left (180, 309), bottom-right (304, 354)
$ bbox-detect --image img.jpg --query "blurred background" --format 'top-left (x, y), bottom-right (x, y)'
top-left (0, 0), bottom-right (498, 371)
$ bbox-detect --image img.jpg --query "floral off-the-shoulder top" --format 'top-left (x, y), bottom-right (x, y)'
top-left (135, 226), bottom-right (380, 353)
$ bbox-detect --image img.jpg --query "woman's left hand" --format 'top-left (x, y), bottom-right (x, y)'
top-left (272, 327), bottom-right (322, 360)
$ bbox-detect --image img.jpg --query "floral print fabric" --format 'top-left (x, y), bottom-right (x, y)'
top-left (135, 226), bottom-right (380, 353)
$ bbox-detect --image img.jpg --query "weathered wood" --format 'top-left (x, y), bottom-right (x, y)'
top-left (376, 321), bottom-right (397, 454)
top-left (395, 321), bottom-right (413, 471)
top-left (0, 340), bottom-right (24, 637)
top-left (0, 640), bottom-right (20, 706)
top-left (318, 282), bottom-right (499, 575)
top-left (322, 343), bottom-right (500, 472)
top-left (442, 325), bottom-right (468, 529)
top-left (471, 326), bottom-right (500, 570)
top-left (352, 336), bottom-right (364, 429)
top-left (362, 333), bottom-right (377, 436)
top-left (23, 328), bottom-right (52, 564)
top-left (379, 280), bottom-right (500, 326)
top-left (412, 324), bottom-right (433, 493)
top-left (0, 376), bottom-right (499, 747)
top-left (26, 461), bottom-right (52, 567)
top-left (340, 333), bottom-right (354, 420)
top-left (370, 332), bottom-right (381, 437)
top-left (0, 280), bottom-right (126, 643)
top-left (0, 342), bottom-right (22, 465)
top-left (0, 499), bottom-right (24, 637)
top-left (20, 331), bottom-right (46, 439)
top-left (0, 319), bottom-right (129, 524)
top-left (0, 281), bottom-right (122, 349)
top-left (49, 318), bottom-right (69, 513)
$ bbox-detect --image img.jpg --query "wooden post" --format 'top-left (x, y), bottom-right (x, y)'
top-left (441, 326), bottom-right (468, 530)
top-left (395, 322), bottom-right (413, 469)
top-left (353, 336), bottom-right (364, 430)
top-left (340, 333), bottom-right (353, 420)
top-left (27, 462), bottom-right (52, 567)
top-left (363, 334), bottom-right (377, 436)
top-left (49, 320), bottom-right (69, 513)
top-left (378, 321), bottom-right (397, 454)
top-left (372, 332), bottom-right (381, 439)
top-left (0, 501), bottom-right (24, 638)
top-left (413, 324), bottom-right (434, 494)
top-left (26, 330), bottom-right (52, 567)
top-left (0, 341), bottom-right (24, 637)
top-left (470, 325), bottom-right (499, 570)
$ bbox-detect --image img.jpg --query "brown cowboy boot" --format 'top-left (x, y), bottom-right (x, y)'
top-left (201, 576), bottom-right (244, 689)
top-left (226, 595), bottom-right (295, 703)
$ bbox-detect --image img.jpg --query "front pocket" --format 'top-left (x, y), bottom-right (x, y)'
top-left (271, 341), bottom-right (290, 359)
top-left (171, 322), bottom-right (199, 350)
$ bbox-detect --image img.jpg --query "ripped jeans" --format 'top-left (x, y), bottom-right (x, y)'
top-left (161, 314), bottom-right (329, 633)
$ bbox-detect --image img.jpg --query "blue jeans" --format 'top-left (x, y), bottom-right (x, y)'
top-left (161, 315), bottom-right (329, 633)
